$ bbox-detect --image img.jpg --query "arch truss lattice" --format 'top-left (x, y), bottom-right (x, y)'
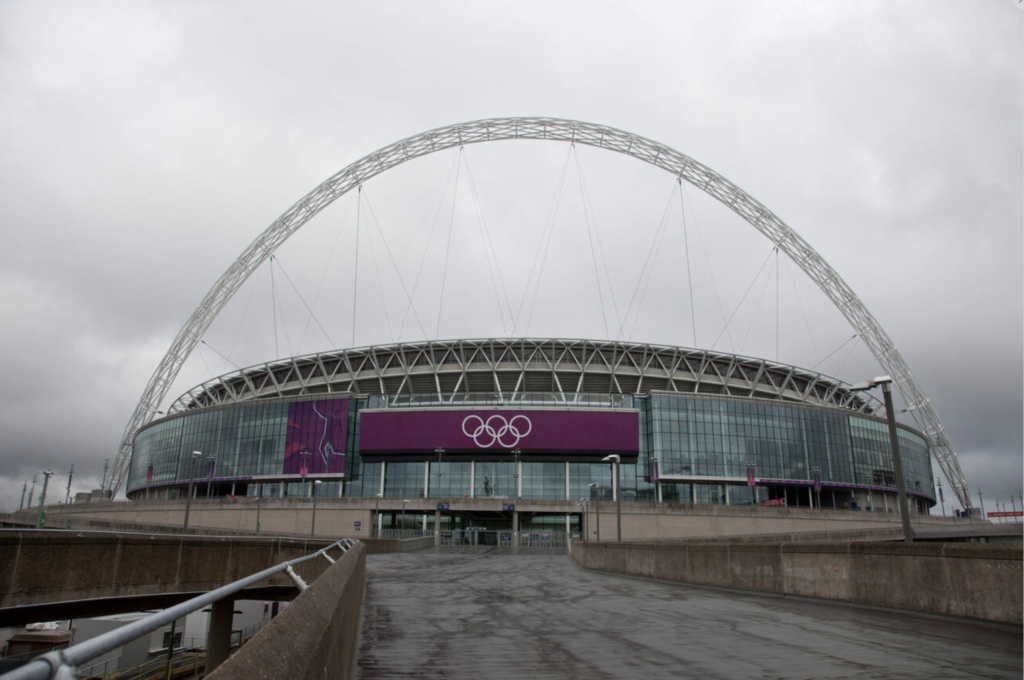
top-left (107, 117), bottom-right (971, 507)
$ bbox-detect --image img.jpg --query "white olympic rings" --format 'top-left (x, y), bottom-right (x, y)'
top-left (461, 414), bottom-right (533, 448)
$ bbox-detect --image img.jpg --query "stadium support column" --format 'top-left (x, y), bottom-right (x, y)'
top-left (206, 597), bottom-right (234, 673)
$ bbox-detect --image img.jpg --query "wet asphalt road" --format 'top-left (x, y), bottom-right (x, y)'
top-left (356, 547), bottom-right (1022, 680)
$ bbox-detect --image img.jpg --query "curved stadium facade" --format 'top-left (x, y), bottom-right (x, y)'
top-left (127, 338), bottom-right (936, 517)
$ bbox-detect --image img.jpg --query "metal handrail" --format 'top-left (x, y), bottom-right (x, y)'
top-left (2, 538), bottom-right (359, 680)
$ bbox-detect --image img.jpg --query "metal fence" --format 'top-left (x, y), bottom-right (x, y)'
top-left (1, 538), bottom-right (359, 680)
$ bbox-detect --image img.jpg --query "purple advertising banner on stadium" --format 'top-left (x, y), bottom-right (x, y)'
top-left (283, 398), bottom-right (349, 475)
top-left (358, 408), bottom-right (638, 457)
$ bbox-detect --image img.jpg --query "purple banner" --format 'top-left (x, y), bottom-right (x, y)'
top-left (283, 398), bottom-right (349, 475)
top-left (359, 408), bottom-right (638, 456)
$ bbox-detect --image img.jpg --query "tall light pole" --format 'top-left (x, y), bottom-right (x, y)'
top-left (27, 474), bottom-right (38, 509)
top-left (205, 453), bottom-right (217, 498)
top-left (64, 464), bottom-right (75, 530)
top-left (936, 479), bottom-right (946, 517)
top-left (434, 447), bottom-right (445, 498)
top-left (375, 493), bottom-right (382, 537)
top-left (310, 480), bottom-right (321, 537)
top-left (978, 487), bottom-right (986, 521)
top-left (36, 470), bottom-right (54, 529)
top-left (589, 483), bottom-right (600, 542)
top-left (511, 448), bottom-right (521, 499)
top-left (183, 451), bottom-right (201, 532)
top-left (255, 483), bottom-right (262, 534)
top-left (18, 482), bottom-right (27, 512)
top-left (578, 498), bottom-right (589, 542)
top-left (601, 455), bottom-right (622, 542)
top-left (851, 376), bottom-right (913, 542)
top-left (402, 499), bottom-right (410, 533)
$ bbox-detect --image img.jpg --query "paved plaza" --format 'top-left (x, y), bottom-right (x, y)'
top-left (356, 547), bottom-right (1022, 680)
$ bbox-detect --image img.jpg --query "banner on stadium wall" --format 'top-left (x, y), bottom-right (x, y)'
top-left (358, 408), bottom-right (639, 459)
top-left (283, 398), bottom-right (349, 475)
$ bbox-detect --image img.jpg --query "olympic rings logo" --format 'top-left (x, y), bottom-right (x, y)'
top-left (461, 414), bottom-right (532, 448)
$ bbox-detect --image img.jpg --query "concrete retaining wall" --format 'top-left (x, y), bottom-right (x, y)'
top-left (571, 540), bottom-right (1023, 624)
top-left (208, 542), bottom-right (367, 680)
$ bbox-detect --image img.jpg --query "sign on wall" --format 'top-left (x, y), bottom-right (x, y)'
top-left (359, 408), bottom-right (639, 458)
top-left (283, 398), bottom-right (349, 475)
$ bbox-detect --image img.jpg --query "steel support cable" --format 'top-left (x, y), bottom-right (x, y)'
top-left (363, 198), bottom-right (395, 343)
top-left (627, 184), bottom-right (678, 341)
top-left (435, 148), bottom-right (463, 339)
top-left (227, 263), bottom-right (264, 361)
top-left (352, 187), bottom-right (361, 348)
top-left (783, 255), bottom-right (822, 365)
top-left (359, 186), bottom-right (428, 341)
top-left (617, 182), bottom-right (680, 340)
top-left (739, 247), bottom-right (777, 355)
top-left (270, 256), bottom-right (280, 358)
top-left (398, 150), bottom-right (460, 340)
top-left (272, 254), bottom-right (336, 349)
top-left (111, 117), bottom-right (971, 507)
top-left (678, 178), bottom-right (697, 348)
top-left (460, 148), bottom-right (513, 336)
top-left (270, 256), bottom-right (294, 357)
top-left (810, 333), bottom-right (858, 372)
top-left (460, 151), bottom-right (512, 337)
top-left (571, 145), bottom-right (611, 339)
top-left (682, 183), bottom-right (734, 353)
top-left (775, 246), bottom-right (780, 362)
top-left (194, 342), bottom-right (215, 379)
top-left (200, 340), bottom-right (240, 371)
top-left (299, 196), bottom-right (354, 352)
top-left (575, 146), bottom-right (623, 332)
top-left (833, 332), bottom-right (862, 376)
top-left (520, 146), bottom-right (573, 336)
top-left (710, 246), bottom-right (776, 351)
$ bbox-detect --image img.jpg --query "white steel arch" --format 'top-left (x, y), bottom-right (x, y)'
top-left (108, 117), bottom-right (971, 507)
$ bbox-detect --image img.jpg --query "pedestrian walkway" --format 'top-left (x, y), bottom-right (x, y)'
top-left (357, 548), bottom-right (1022, 679)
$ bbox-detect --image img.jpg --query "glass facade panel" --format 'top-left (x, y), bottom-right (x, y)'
top-left (131, 390), bottom-right (934, 508)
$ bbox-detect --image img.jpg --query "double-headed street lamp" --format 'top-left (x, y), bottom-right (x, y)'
top-left (588, 482), bottom-right (601, 542)
top-left (850, 376), bottom-right (914, 543)
top-left (601, 455), bottom-right (622, 542)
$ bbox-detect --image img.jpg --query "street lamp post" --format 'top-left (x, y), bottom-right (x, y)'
top-left (255, 483), bottom-right (262, 534)
top-left (310, 480), bottom-right (321, 537)
top-left (36, 470), bottom-right (54, 529)
top-left (936, 479), bottom-right (946, 517)
top-left (589, 483), bottom-right (600, 542)
top-left (402, 499), bottom-right (410, 534)
top-left (512, 448), bottom-right (521, 499)
top-left (183, 451), bottom-right (201, 532)
top-left (299, 451), bottom-right (311, 496)
top-left (205, 454), bottom-right (217, 498)
top-left (434, 447), bottom-right (445, 497)
top-left (602, 455), bottom-right (622, 542)
top-left (851, 376), bottom-right (914, 542)
top-left (63, 464), bottom-right (75, 530)
top-left (374, 493), bottom-right (382, 538)
top-left (578, 498), bottom-right (589, 543)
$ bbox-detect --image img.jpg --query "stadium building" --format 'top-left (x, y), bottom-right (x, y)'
top-left (126, 338), bottom-right (937, 536)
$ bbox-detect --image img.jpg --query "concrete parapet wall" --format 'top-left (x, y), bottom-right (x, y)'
top-left (207, 542), bottom-right (367, 680)
top-left (571, 540), bottom-right (1023, 624)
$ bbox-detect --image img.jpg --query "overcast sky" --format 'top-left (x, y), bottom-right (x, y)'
top-left (1, 0), bottom-right (1020, 514)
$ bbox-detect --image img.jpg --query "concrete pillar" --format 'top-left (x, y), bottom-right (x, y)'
top-left (206, 597), bottom-right (235, 673)
top-left (513, 511), bottom-right (519, 548)
top-left (434, 508), bottom-right (441, 547)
